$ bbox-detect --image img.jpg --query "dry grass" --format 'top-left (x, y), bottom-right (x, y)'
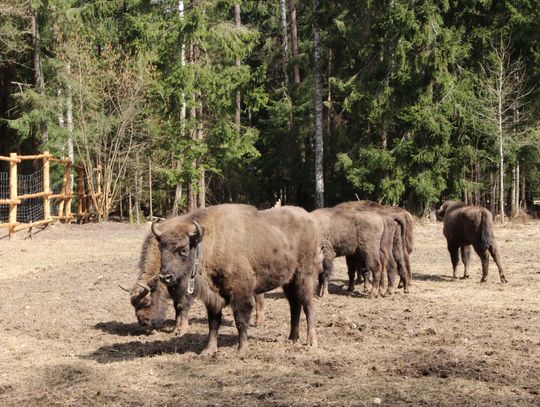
top-left (0, 220), bottom-right (539, 406)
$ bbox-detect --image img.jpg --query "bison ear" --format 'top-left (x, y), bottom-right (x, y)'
top-left (188, 220), bottom-right (204, 243)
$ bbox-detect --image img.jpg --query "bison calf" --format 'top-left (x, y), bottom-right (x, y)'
top-left (436, 200), bottom-right (507, 283)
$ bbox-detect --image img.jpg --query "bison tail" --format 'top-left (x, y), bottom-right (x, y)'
top-left (479, 211), bottom-right (493, 252)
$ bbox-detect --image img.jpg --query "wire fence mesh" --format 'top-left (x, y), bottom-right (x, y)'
top-left (0, 172), bottom-right (8, 223)
top-left (0, 156), bottom-right (90, 231)
top-left (16, 169), bottom-right (44, 223)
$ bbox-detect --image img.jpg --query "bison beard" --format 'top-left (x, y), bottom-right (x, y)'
top-left (153, 204), bottom-right (321, 357)
top-left (436, 200), bottom-right (507, 283)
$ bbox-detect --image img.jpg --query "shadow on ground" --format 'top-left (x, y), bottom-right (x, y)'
top-left (82, 333), bottom-right (238, 363)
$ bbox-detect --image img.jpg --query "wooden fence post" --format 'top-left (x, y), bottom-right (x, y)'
top-left (77, 166), bottom-right (84, 218)
top-left (9, 153), bottom-right (18, 235)
top-left (43, 151), bottom-right (51, 222)
top-left (65, 162), bottom-right (72, 221)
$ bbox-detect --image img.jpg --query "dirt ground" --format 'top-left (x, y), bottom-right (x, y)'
top-left (0, 218), bottom-right (539, 407)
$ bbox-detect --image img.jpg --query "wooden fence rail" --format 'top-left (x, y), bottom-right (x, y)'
top-left (0, 151), bottom-right (91, 235)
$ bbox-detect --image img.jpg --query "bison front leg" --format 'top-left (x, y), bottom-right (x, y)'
top-left (345, 256), bottom-right (358, 292)
top-left (460, 246), bottom-right (471, 279)
top-left (201, 306), bottom-right (222, 356)
top-left (448, 244), bottom-right (460, 279)
top-left (232, 298), bottom-right (253, 357)
top-left (253, 293), bottom-right (265, 327)
top-left (318, 251), bottom-right (334, 297)
top-left (172, 293), bottom-right (194, 336)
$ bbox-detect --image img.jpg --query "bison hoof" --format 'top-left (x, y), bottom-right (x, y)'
top-left (237, 346), bottom-right (249, 358)
top-left (200, 347), bottom-right (218, 357)
top-left (403, 288), bottom-right (410, 294)
top-left (480, 278), bottom-right (487, 283)
top-left (500, 276), bottom-right (508, 283)
top-left (460, 275), bottom-right (470, 280)
top-left (347, 285), bottom-right (355, 292)
top-left (397, 282), bottom-right (404, 289)
top-left (173, 327), bottom-right (188, 337)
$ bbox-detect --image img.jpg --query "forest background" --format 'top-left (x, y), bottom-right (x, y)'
top-left (1, 0), bottom-right (540, 221)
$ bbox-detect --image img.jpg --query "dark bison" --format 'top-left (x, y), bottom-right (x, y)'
top-left (153, 204), bottom-right (321, 356)
top-left (312, 206), bottom-right (393, 298)
top-left (435, 200), bottom-right (507, 283)
top-left (336, 201), bottom-right (414, 293)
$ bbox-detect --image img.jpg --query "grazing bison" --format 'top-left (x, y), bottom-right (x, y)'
top-left (435, 200), bottom-right (507, 283)
top-left (336, 201), bottom-right (414, 293)
top-left (312, 207), bottom-right (392, 298)
top-left (153, 204), bottom-right (321, 356)
top-left (122, 233), bottom-right (194, 335)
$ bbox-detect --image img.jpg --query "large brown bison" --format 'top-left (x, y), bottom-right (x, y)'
top-left (335, 201), bottom-right (414, 293)
top-left (312, 206), bottom-right (393, 298)
top-left (435, 200), bottom-right (507, 283)
top-left (153, 204), bottom-right (321, 356)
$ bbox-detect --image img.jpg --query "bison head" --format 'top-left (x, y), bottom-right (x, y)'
top-left (130, 275), bottom-right (169, 327)
top-left (435, 200), bottom-right (453, 221)
top-left (151, 219), bottom-right (204, 287)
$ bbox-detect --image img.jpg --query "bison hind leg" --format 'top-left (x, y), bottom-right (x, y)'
top-left (460, 246), bottom-right (471, 279)
top-left (283, 283), bottom-right (302, 342)
top-left (488, 244), bottom-right (507, 283)
top-left (448, 244), bottom-right (460, 279)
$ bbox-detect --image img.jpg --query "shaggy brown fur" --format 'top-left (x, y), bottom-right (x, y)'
top-left (154, 204), bottom-right (321, 356)
top-left (336, 201), bottom-right (414, 293)
top-left (128, 233), bottom-right (193, 335)
top-left (435, 200), bottom-right (507, 283)
top-left (312, 207), bottom-right (390, 298)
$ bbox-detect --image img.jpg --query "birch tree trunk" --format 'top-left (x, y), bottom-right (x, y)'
top-left (280, 0), bottom-right (289, 85)
top-left (312, 0), bottom-right (324, 208)
top-left (172, 0), bottom-right (187, 215)
top-left (66, 62), bottom-right (74, 193)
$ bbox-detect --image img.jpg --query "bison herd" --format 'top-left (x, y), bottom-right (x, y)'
top-left (120, 200), bottom-right (506, 356)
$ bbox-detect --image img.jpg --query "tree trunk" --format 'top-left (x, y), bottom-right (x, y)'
top-left (172, 0), bottom-right (187, 215)
top-left (511, 166), bottom-right (516, 217)
top-left (234, 3), bottom-right (241, 128)
top-left (515, 163), bottom-right (520, 215)
top-left (520, 171), bottom-right (526, 211)
top-left (280, 0), bottom-right (289, 85)
top-left (66, 62), bottom-right (74, 193)
top-left (197, 105), bottom-right (205, 208)
top-left (31, 8), bottom-right (48, 143)
top-left (312, 0), bottom-right (324, 208)
top-left (149, 159), bottom-right (153, 219)
top-left (289, 0), bottom-right (300, 85)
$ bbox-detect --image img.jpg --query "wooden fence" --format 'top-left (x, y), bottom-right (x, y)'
top-left (0, 151), bottom-right (91, 235)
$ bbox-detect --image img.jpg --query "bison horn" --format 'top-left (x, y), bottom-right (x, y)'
top-left (118, 283), bottom-right (131, 292)
top-left (151, 221), bottom-right (163, 238)
top-left (136, 282), bottom-right (152, 293)
top-left (193, 220), bottom-right (203, 240)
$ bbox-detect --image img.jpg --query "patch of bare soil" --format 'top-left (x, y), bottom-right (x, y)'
top-left (0, 220), bottom-right (539, 406)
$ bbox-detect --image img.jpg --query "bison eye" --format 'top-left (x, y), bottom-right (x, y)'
top-left (177, 247), bottom-right (190, 258)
